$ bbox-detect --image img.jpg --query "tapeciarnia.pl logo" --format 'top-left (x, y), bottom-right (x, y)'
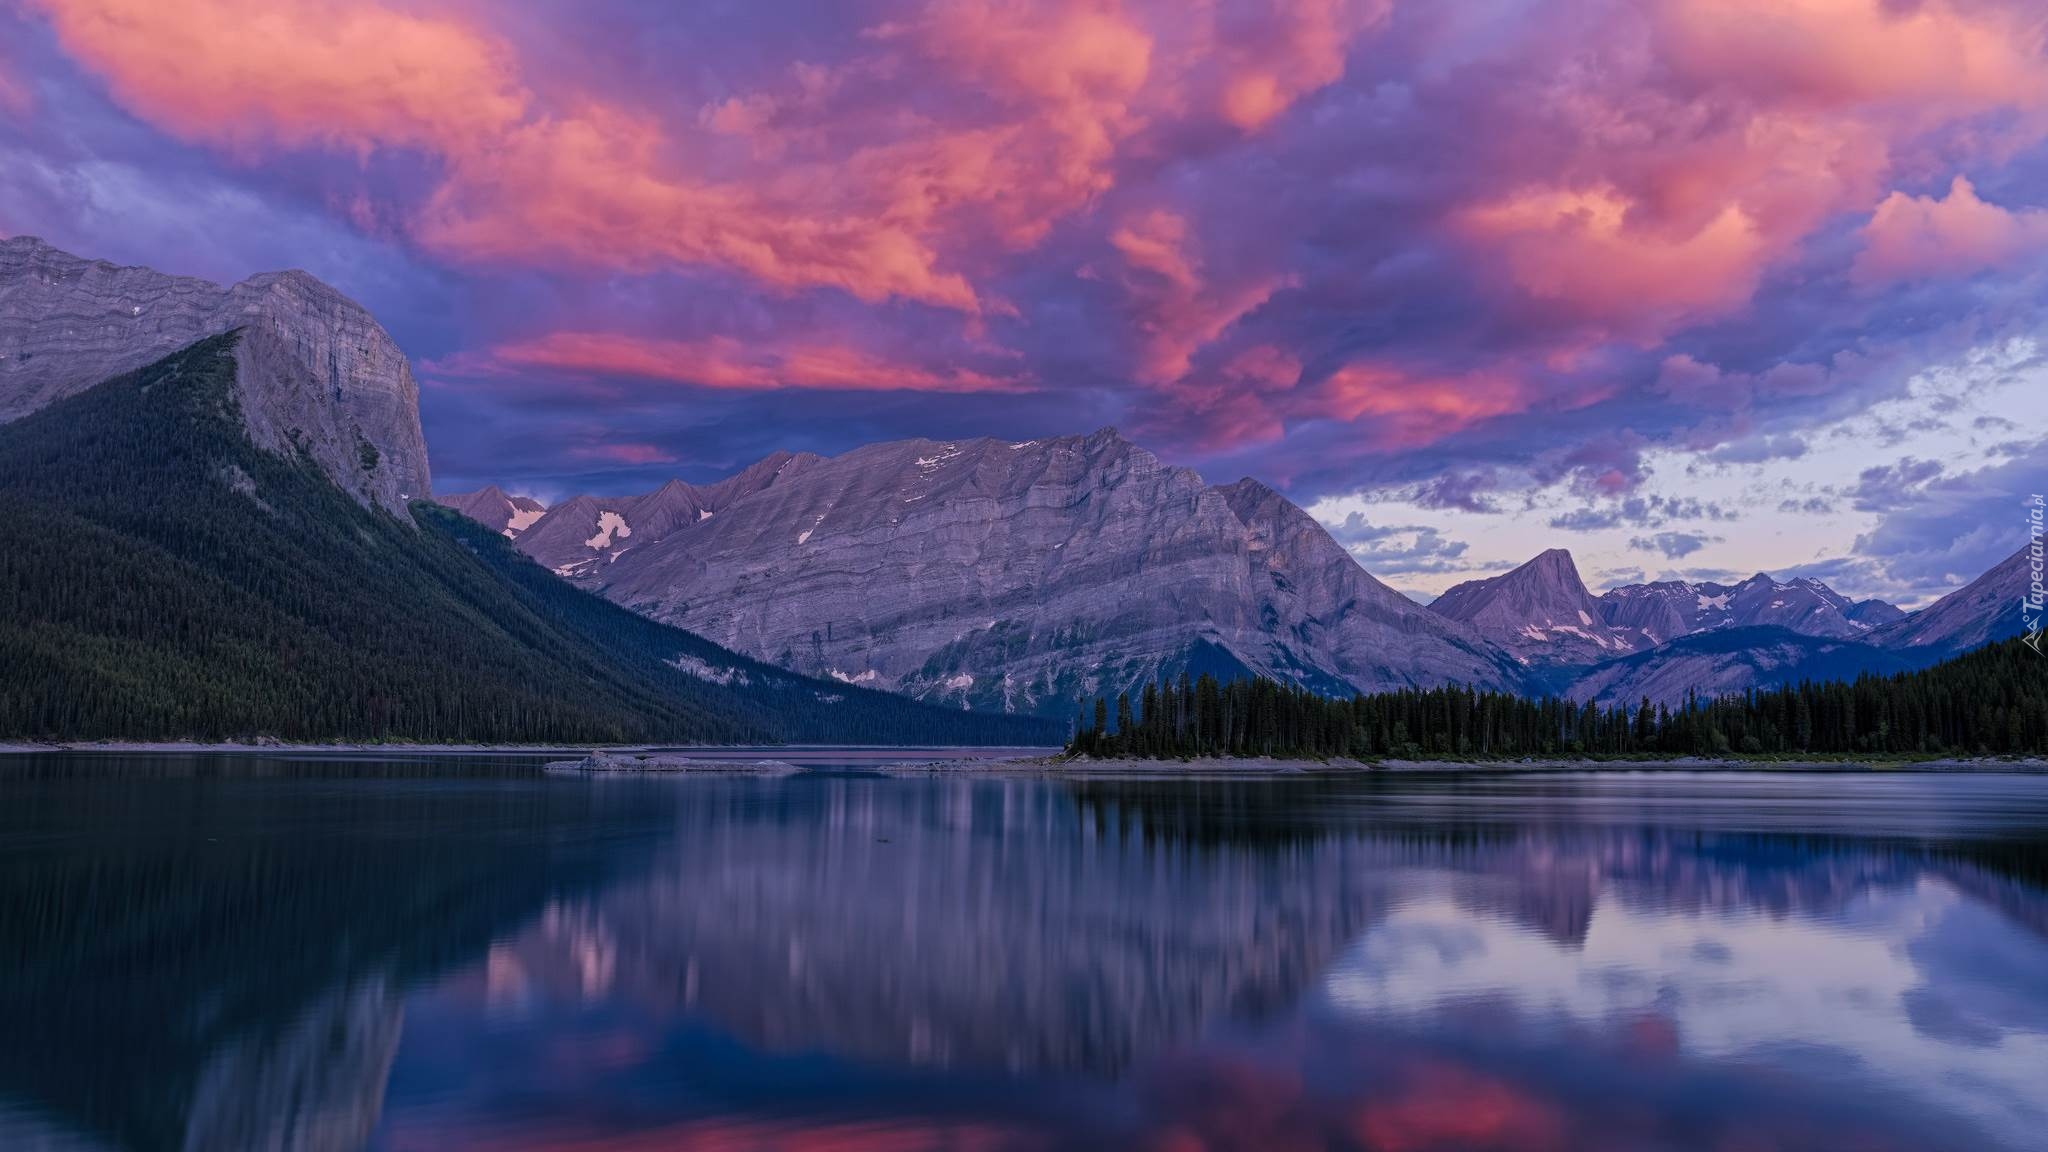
top-left (2026, 494), bottom-right (2044, 656)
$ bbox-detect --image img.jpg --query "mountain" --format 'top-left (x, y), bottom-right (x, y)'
top-left (474, 432), bottom-right (1522, 713)
top-left (1427, 549), bottom-right (1646, 669)
top-left (0, 330), bottom-right (1055, 745)
top-left (1869, 542), bottom-right (2036, 659)
top-left (1, 236), bottom-right (428, 512)
top-left (1564, 626), bottom-right (1916, 707)
top-left (437, 485), bottom-right (546, 538)
top-left (1596, 573), bottom-right (1899, 643)
top-left (508, 452), bottom-right (819, 578)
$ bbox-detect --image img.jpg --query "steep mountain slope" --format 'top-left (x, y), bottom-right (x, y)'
top-left (508, 452), bottom-right (821, 577)
top-left (1215, 479), bottom-right (1522, 692)
top-left (489, 432), bottom-right (1521, 712)
top-left (0, 236), bottom-right (428, 511)
top-left (1869, 542), bottom-right (2035, 658)
top-left (1597, 573), bottom-right (1898, 642)
top-left (0, 334), bottom-right (1056, 745)
top-left (438, 485), bottom-right (546, 537)
top-left (1565, 626), bottom-right (1916, 707)
top-left (1428, 549), bottom-right (1644, 668)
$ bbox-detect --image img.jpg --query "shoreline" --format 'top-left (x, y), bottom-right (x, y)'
top-left (2, 742), bottom-right (2041, 776)
top-left (884, 753), bottom-right (2048, 777)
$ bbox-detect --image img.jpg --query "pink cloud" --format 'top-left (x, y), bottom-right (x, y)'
top-left (569, 442), bottom-right (677, 466)
top-left (1653, 352), bottom-right (1842, 414)
top-left (1316, 363), bottom-right (1528, 449)
top-left (1654, 0), bottom-right (2048, 112)
top-left (23, 0), bottom-right (526, 154)
top-left (470, 331), bottom-right (1027, 395)
top-left (1443, 0), bottom-right (2047, 348)
top-left (26, 0), bottom-right (1396, 316)
top-left (1198, 0), bottom-right (1392, 130)
top-left (1109, 208), bottom-right (1296, 387)
top-left (1459, 185), bottom-right (1769, 340)
top-left (0, 55), bottom-right (31, 119)
top-left (1854, 175), bottom-right (2048, 285)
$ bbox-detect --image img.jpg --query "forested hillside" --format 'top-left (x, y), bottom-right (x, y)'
top-left (0, 334), bottom-right (1057, 746)
top-left (1070, 636), bottom-right (2048, 760)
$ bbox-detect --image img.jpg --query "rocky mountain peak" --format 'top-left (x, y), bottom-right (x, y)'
top-left (0, 238), bottom-right (430, 513)
top-left (1430, 547), bottom-right (1642, 668)
top-left (438, 485), bottom-right (547, 537)
top-left (470, 432), bottom-right (1519, 713)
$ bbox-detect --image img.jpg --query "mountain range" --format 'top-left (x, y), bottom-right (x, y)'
top-left (453, 450), bottom-right (2030, 710)
top-left (0, 237), bottom-right (1053, 745)
top-left (2, 236), bottom-right (2032, 734)
top-left (449, 431), bottom-right (1522, 714)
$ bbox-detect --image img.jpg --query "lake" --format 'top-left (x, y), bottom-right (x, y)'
top-left (2, 752), bottom-right (2045, 1151)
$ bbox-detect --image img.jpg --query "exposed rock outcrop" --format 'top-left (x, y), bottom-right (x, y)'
top-left (480, 431), bottom-right (1522, 712)
top-left (1429, 548), bottom-right (1645, 667)
top-left (0, 237), bottom-right (429, 512)
top-left (437, 485), bottom-right (546, 538)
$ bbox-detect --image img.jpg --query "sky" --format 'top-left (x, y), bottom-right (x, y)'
top-left (1, 0), bottom-right (2044, 606)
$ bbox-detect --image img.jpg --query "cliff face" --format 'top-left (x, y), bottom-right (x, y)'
top-left (0, 237), bottom-right (429, 512)
top-left (1429, 548), bottom-right (1646, 668)
top-left (487, 431), bottom-right (1520, 712)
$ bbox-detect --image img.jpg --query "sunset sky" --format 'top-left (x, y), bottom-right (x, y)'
top-left (2, 0), bottom-right (2044, 604)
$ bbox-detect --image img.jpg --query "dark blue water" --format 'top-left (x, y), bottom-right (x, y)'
top-left (2, 754), bottom-right (2045, 1151)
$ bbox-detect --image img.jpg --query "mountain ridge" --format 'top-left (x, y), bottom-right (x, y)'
top-left (0, 236), bottom-right (429, 512)
top-left (1429, 548), bottom-right (1645, 668)
top-left (470, 430), bottom-right (1524, 713)
top-left (0, 330), bottom-right (1053, 745)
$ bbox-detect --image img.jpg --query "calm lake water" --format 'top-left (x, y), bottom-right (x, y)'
top-left (2, 752), bottom-right (2046, 1152)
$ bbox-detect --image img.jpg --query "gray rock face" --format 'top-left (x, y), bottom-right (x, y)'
top-left (1215, 478), bottom-right (1523, 692)
top-left (476, 430), bottom-right (1520, 712)
top-left (0, 237), bottom-right (429, 512)
top-left (1597, 572), bottom-right (1897, 643)
top-left (1429, 548), bottom-right (1646, 667)
top-left (436, 485), bottom-right (546, 538)
top-left (512, 451), bottom-right (818, 578)
top-left (1869, 542), bottom-right (2036, 657)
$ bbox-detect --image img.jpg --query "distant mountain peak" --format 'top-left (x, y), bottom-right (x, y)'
top-left (1429, 548), bottom-right (1642, 668)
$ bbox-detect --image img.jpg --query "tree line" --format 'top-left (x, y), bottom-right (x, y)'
top-left (1069, 638), bottom-right (2048, 759)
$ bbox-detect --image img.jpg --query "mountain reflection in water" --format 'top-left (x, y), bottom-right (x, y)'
top-left (1, 757), bottom-right (2044, 1151)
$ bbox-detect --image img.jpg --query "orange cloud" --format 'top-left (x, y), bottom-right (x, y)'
top-left (23, 0), bottom-right (525, 153)
top-left (22, 0), bottom-right (982, 309)
top-left (1854, 175), bottom-right (2048, 285)
top-left (1110, 208), bottom-right (1295, 385)
top-left (473, 331), bottom-right (1027, 394)
top-left (1444, 0), bottom-right (2047, 347)
top-left (1318, 362), bottom-right (1527, 449)
top-left (1459, 184), bottom-right (1769, 339)
top-left (27, 0), bottom-right (1400, 314)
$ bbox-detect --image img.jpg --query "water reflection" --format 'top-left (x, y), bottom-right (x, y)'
top-left (0, 758), bottom-right (2043, 1150)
